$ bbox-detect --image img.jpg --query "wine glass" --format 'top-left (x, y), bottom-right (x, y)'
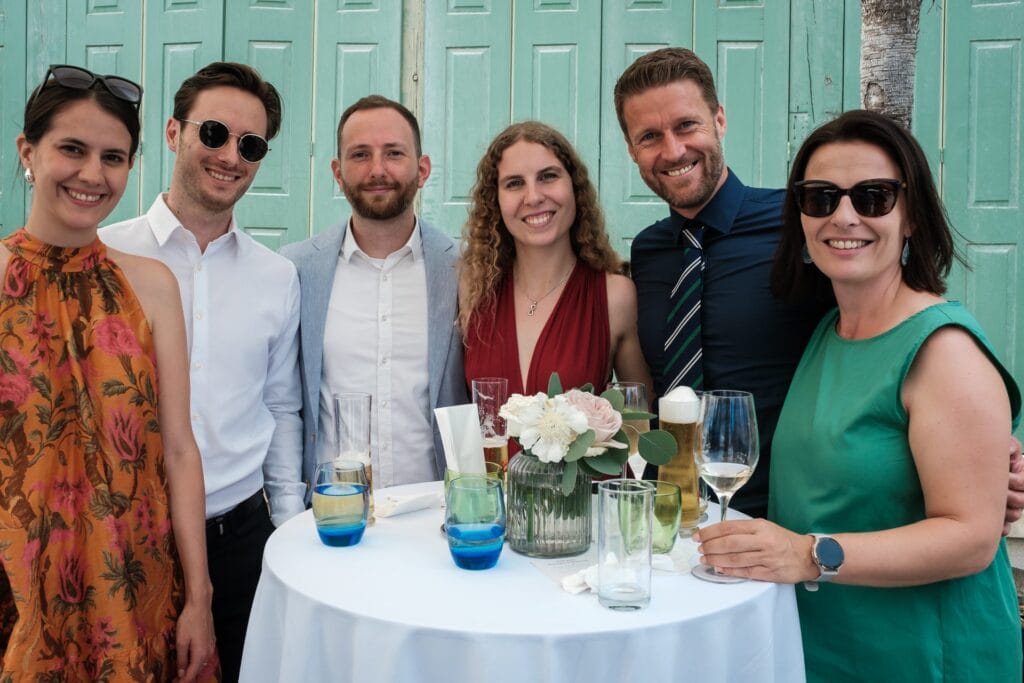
top-left (691, 390), bottom-right (759, 584)
top-left (608, 381), bottom-right (649, 478)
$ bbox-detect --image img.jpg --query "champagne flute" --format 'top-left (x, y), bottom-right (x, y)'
top-left (691, 390), bottom-right (759, 584)
top-left (471, 377), bottom-right (510, 476)
top-left (609, 381), bottom-right (649, 478)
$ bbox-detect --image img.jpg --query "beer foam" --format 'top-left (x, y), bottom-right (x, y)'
top-left (660, 386), bottom-right (700, 423)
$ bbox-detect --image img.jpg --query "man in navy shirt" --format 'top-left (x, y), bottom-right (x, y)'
top-left (615, 48), bottom-right (828, 517)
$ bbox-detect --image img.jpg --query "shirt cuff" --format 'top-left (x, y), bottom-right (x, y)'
top-left (269, 493), bottom-right (306, 527)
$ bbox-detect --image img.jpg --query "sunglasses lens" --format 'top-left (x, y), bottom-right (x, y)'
top-left (851, 183), bottom-right (898, 217)
top-left (50, 66), bottom-right (95, 89)
top-left (798, 186), bottom-right (837, 218)
top-left (238, 134), bottom-right (269, 163)
top-left (103, 76), bottom-right (142, 103)
top-left (197, 120), bottom-right (230, 149)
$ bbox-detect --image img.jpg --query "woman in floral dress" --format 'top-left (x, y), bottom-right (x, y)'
top-left (0, 67), bottom-right (215, 680)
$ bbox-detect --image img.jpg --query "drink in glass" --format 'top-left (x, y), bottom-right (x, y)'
top-left (446, 476), bottom-right (506, 570)
top-left (472, 377), bottom-right (509, 474)
top-left (658, 386), bottom-right (702, 531)
top-left (651, 481), bottom-right (682, 554)
top-left (609, 381), bottom-right (649, 478)
top-left (312, 461), bottom-right (369, 547)
top-left (335, 392), bottom-right (374, 524)
top-left (598, 479), bottom-right (654, 610)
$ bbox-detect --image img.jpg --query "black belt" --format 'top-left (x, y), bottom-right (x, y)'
top-left (206, 489), bottom-right (267, 537)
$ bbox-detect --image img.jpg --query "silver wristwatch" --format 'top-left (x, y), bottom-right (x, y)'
top-left (804, 533), bottom-right (844, 592)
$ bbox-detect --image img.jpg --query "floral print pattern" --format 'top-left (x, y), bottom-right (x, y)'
top-left (0, 229), bottom-right (186, 681)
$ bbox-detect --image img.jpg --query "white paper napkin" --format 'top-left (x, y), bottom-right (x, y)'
top-left (559, 542), bottom-right (699, 594)
top-left (375, 491), bottom-right (443, 518)
top-left (434, 403), bottom-right (486, 474)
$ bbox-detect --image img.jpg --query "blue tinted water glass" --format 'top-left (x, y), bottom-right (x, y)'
top-left (446, 476), bottom-right (505, 570)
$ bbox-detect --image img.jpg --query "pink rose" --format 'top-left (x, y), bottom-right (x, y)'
top-left (93, 317), bottom-right (142, 357)
top-left (563, 389), bottom-right (622, 443)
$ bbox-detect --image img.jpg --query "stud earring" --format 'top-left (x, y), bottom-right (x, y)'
top-left (900, 239), bottom-right (910, 267)
top-left (801, 244), bottom-right (813, 264)
top-left (24, 168), bottom-right (34, 186)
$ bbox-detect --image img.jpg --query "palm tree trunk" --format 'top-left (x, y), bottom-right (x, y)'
top-left (861, 0), bottom-right (923, 128)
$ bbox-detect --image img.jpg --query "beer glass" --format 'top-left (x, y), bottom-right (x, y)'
top-left (608, 381), bottom-right (649, 478)
top-left (334, 392), bottom-right (374, 524)
top-left (312, 461), bottom-right (369, 547)
top-left (657, 388), bottom-right (702, 532)
top-left (471, 377), bottom-right (509, 475)
top-left (691, 390), bottom-right (759, 584)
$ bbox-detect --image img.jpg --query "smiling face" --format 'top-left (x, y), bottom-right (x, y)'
top-left (621, 79), bottom-right (727, 218)
top-left (167, 85), bottom-right (267, 216)
top-left (333, 107), bottom-right (429, 222)
top-left (18, 97), bottom-right (133, 246)
top-left (496, 140), bottom-right (577, 252)
top-left (800, 141), bottom-right (909, 290)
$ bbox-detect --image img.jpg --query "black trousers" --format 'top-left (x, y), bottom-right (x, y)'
top-left (206, 490), bottom-right (274, 683)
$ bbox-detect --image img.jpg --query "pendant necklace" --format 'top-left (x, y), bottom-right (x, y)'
top-left (518, 263), bottom-right (575, 316)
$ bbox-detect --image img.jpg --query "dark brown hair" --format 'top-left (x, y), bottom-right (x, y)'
top-left (173, 62), bottom-right (282, 140)
top-left (772, 109), bottom-right (961, 302)
top-left (336, 95), bottom-right (422, 157)
top-left (613, 47), bottom-right (719, 138)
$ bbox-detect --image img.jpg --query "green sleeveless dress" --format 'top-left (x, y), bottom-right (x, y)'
top-left (769, 302), bottom-right (1022, 682)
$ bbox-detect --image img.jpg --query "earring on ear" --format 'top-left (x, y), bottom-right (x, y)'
top-left (24, 168), bottom-right (34, 186)
top-left (900, 238), bottom-right (910, 267)
top-left (801, 244), bottom-right (813, 265)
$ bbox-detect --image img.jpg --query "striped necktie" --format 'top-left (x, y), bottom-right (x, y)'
top-left (663, 221), bottom-right (704, 392)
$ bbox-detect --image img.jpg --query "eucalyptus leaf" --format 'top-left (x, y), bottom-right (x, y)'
top-left (547, 372), bottom-right (563, 397)
top-left (579, 382), bottom-right (595, 394)
top-left (620, 409), bottom-right (656, 421)
top-left (565, 430), bottom-right (595, 462)
top-left (600, 388), bottom-right (625, 412)
top-left (584, 450), bottom-right (626, 475)
top-left (638, 429), bottom-right (677, 466)
top-left (560, 460), bottom-right (578, 496)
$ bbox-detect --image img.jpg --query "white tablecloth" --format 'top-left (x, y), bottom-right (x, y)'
top-left (240, 481), bottom-right (804, 683)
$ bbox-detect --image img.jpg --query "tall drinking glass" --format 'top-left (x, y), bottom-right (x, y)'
top-left (312, 461), bottom-right (369, 547)
top-left (446, 476), bottom-right (506, 570)
top-left (609, 381), bottom-right (649, 478)
top-left (471, 377), bottom-right (509, 475)
top-left (335, 392), bottom-right (373, 524)
top-left (598, 479), bottom-right (655, 610)
top-left (691, 390), bottom-right (759, 584)
top-left (658, 387), bottom-right (702, 532)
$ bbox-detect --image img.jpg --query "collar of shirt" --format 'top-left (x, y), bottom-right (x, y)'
top-left (670, 169), bottom-right (747, 246)
top-left (341, 217), bottom-right (423, 264)
top-left (146, 193), bottom-right (242, 252)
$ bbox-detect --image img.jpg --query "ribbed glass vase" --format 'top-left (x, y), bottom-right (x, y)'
top-left (506, 452), bottom-right (592, 557)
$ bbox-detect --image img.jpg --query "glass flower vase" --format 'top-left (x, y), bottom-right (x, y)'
top-left (506, 452), bottom-right (592, 557)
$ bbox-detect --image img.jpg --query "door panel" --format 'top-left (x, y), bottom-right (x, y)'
top-left (0, 0), bottom-right (27, 236)
top-left (310, 0), bottom-right (402, 237)
top-left (66, 0), bottom-right (142, 224)
top-left (422, 2), bottom-right (513, 237)
top-left (944, 0), bottom-right (1023, 397)
top-left (225, 0), bottom-right (314, 250)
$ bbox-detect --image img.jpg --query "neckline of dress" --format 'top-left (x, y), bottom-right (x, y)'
top-left (3, 228), bottom-right (106, 273)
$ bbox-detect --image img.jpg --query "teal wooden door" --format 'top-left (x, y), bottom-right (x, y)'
top-left (310, 0), bottom-right (402, 236)
top-left (421, 2), bottom-right (512, 237)
top-left (0, 0), bottom-right (27, 235)
top-left (943, 0), bottom-right (1024, 406)
top-left (224, 1), bottom-right (313, 250)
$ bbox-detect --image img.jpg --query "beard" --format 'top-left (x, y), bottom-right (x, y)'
top-left (341, 176), bottom-right (419, 221)
top-left (642, 138), bottom-right (726, 213)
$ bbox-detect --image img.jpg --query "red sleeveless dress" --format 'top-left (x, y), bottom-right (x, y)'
top-left (464, 261), bottom-right (611, 396)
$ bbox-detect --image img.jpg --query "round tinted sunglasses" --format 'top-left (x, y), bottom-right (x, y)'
top-left (44, 64), bottom-right (142, 107)
top-left (794, 179), bottom-right (905, 218)
top-left (179, 119), bottom-right (270, 164)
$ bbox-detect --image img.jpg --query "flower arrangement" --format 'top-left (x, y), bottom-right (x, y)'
top-left (499, 373), bottom-right (676, 495)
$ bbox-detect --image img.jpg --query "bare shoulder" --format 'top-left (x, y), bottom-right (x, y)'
top-left (605, 272), bottom-right (638, 311)
top-left (106, 248), bottom-right (180, 322)
top-left (905, 324), bottom-right (1006, 407)
top-left (0, 244), bottom-right (9, 280)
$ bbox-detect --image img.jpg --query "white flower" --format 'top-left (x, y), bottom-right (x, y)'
top-left (518, 396), bottom-right (589, 463)
top-left (499, 393), bottom-right (546, 438)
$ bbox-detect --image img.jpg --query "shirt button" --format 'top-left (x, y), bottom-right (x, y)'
top-left (381, 400), bottom-right (389, 408)
top-left (380, 357), bottom-right (388, 366)
top-left (195, 312), bottom-right (203, 320)
top-left (193, 361), bottom-right (203, 369)
top-left (195, 264), bottom-right (202, 272)
top-left (381, 314), bottom-right (389, 322)
top-left (382, 274), bottom-right (389, 282)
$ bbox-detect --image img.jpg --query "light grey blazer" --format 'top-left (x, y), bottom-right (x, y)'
top-left (280, 218), bottom-right (467, 490)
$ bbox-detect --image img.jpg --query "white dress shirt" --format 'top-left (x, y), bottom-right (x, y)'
top-left (100, 195), bottom-right (305, 526)
top-left (317, 220), bottom-right (434, 488)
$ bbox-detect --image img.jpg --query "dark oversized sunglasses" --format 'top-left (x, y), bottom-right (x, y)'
top-left (44, 64), bottom-right (143, 107)
top-left (793, 178), bottom-right (905, 218)
top-left (179, 118), bottom-right (270, 163)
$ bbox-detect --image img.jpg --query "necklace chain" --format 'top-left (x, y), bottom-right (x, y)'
top-left (517, 264), bottom-right (575, 316)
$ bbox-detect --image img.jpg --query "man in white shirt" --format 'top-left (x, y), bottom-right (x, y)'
top-left (281, 95), bottom-right (466, 492)
top-left (101, 62), bottom-right (304, 682)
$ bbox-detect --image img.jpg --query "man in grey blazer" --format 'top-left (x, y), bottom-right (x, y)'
top-left (281, 95), bottom-right (466, 493)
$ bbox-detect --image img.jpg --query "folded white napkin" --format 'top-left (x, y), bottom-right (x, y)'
top-left (434, 404), bottom-right (486, 475)
top-left (559, 545), bottom-right (699, 594)
top-left (374, 491), bottom-right (443, 518)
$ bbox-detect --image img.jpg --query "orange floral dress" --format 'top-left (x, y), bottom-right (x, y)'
top-left (0, 229), bottom-right (183, 681)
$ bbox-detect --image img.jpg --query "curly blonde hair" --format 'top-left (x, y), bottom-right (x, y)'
top-left (458, 121), bottom-right (621, 334)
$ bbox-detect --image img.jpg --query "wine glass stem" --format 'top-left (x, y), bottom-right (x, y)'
top-left (718, 493), bottom-right (732, 524)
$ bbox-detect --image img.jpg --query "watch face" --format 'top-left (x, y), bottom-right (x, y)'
top-left (816, 537), bottom-right (844, 570)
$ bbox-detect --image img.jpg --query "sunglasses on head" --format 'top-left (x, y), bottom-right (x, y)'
top-left (179, 119), bottom-right (270, 164)
top-left (44, 64), bottom-right (143, 108)
top-left (794, 178), bottom-right (905, 218)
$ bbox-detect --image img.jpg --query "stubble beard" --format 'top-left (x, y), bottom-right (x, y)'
top-left (647, 140), bottom-right (726, 213)
top-left (342, 177), bottom-right (419, 221)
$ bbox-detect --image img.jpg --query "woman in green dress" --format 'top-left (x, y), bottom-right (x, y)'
top-left (694, 110), bottom-right (1021, 682)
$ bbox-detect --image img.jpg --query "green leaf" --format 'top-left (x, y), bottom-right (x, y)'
top-left (620, 409), bottom-right (656, 421)
top-left (638, 429), bottom-right (677, 466)
top-left (560, 459), bottom-right (578, 496)
top-left (547, 372), bottom-right (563, 397)
top-left (583, 450), bottom-right (626, 475)
top-left (564, 430), bottom-right (595, 462)
top-left (600, 388), bottom-right (625, 412)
